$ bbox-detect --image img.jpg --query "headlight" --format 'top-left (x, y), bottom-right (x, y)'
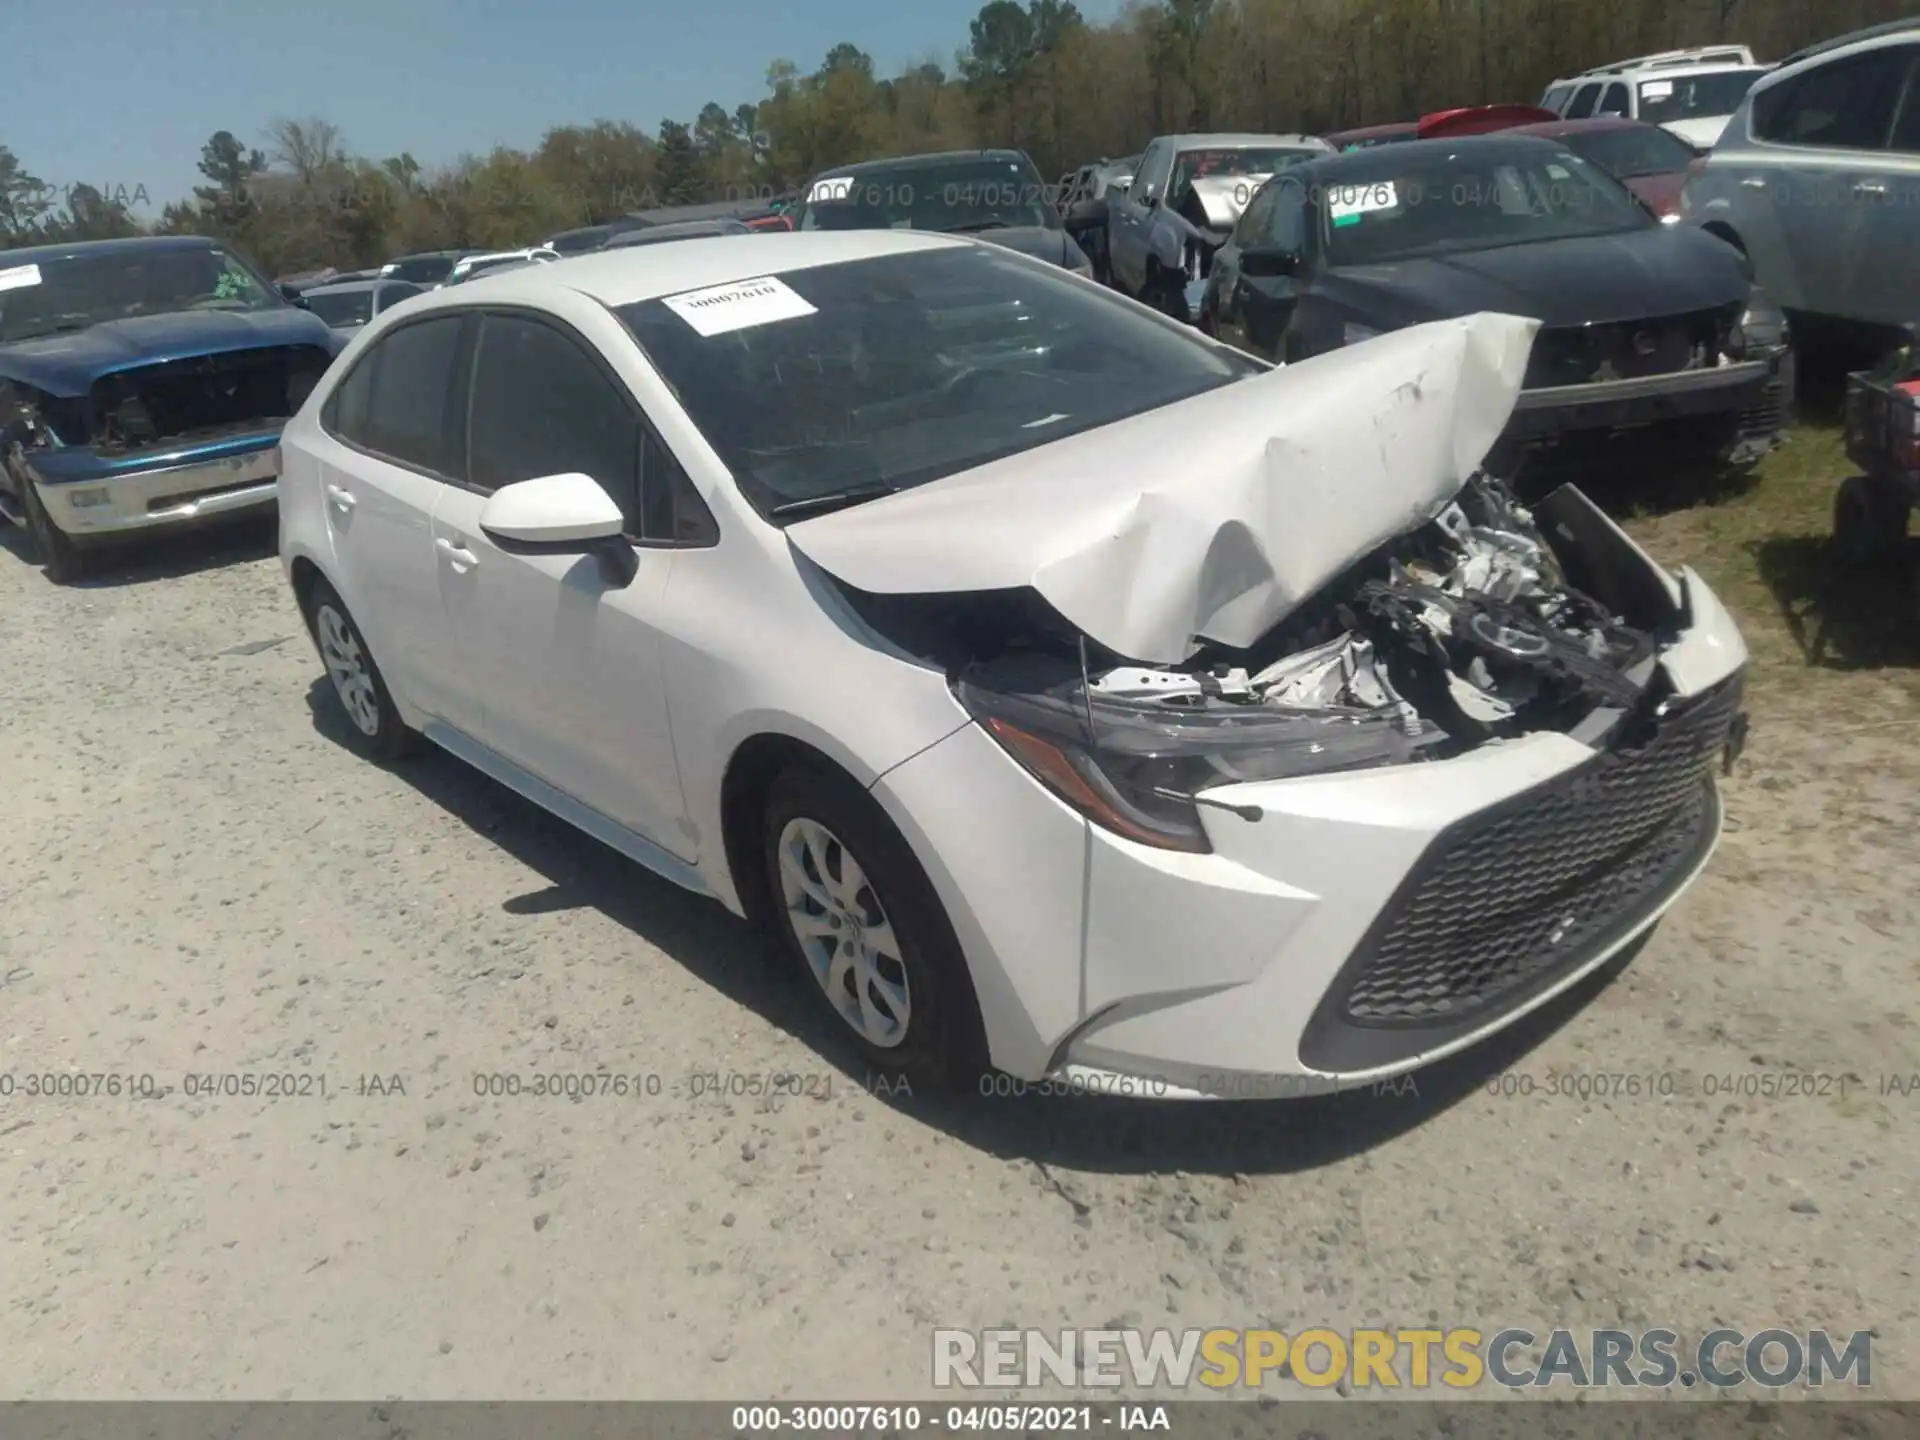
top-left (1343, 321), bottom-right (1382, 346)
top-left (1659, 212), bottom-right (1681, 225)
top-left (1729, 286), bottom-right (1789, 357)
top-left (955, 659), bottom-right (1430, 853)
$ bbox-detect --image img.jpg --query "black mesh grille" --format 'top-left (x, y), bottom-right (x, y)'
top-left (1333, 679), bottom-right (1741, 1029)
top-left (1527, 305), bottom-right (1739, 388)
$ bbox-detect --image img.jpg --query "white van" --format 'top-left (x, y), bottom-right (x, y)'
top-left (1540, 46), bottom-right (1772, 147)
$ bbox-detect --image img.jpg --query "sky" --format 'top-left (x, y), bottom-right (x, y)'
top-left (2, 0), bottom-right (1127, 217)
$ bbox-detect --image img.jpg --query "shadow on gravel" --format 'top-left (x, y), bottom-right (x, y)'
top-left (305, 678), bottom-right (1648, 1177)
top-left (1757, 532), bottom-right (1920, 671)
top-left (0, 513), bottom-right (277, 586)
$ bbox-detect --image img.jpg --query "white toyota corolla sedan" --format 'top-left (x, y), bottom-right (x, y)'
top-left (279, 230), bottom-right (1749, 1098)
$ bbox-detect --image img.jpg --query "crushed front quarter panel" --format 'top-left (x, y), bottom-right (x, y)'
top-left (786, 311), bottom-right (1539, 664)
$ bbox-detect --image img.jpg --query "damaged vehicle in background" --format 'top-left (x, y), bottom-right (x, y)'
top-left (1200, 136), bottom-right (1793, 481)
top-left (796, 149), bottom-right (1093, 274)
top-left (1105, 132), bottom-right (1333, 320)
top-left (0, 235), bottom-right (346, 582)
top-left (282, 232), bottom-right (1749, 1099)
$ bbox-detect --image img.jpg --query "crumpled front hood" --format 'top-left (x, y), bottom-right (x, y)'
top-left (787, 312), bottom-right (1539, 664)
top-left (0, 307), bottom-right (340, 398)
top-left (1185, 174), bottom-right (1271, 230)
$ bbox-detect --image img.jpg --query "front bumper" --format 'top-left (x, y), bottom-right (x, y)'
top-left (23, 431), bottom-right (282, 537)
top-left (1505, 350), bottom-right (1793, 459)
top-left (873, 568), bottom-right (1749, 1095)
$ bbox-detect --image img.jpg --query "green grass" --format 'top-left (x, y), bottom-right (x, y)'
top-left (1607, 414), bottom-right (1920, 725)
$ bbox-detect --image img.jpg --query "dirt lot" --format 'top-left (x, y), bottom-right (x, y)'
top-left (1, 404), bottom-right (1916, 1400)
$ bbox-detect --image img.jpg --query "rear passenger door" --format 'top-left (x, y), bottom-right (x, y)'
top-left (316, 313), bottom-right (472, 723)
top-left (1846, 44), bottom-right (1920, 326)
top-left (432, 308), bottom-right (706, 856)
top-left (1747, 42), bottom-right (1917, 322)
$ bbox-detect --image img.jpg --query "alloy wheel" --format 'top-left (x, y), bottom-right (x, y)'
top-left (316, 603), bottom-right (381, 737)
top-left (776, 816), bottom-right (911, 1048)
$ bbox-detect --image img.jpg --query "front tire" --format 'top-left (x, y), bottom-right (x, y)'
top-left (761, 765), bottom-right (983, 1088)
top-left (299, 577), bottom-right (418, 761)
top-left (19, 473), bottom-right (87, 583)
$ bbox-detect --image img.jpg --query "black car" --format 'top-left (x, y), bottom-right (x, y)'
top-left (795, 149), bottom-right (1093, 275)
top-left (1200, 136), bottom-right (1794, 473)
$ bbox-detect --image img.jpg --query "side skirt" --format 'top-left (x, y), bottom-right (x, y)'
top-left (421, 720), bottom-right (713, 900)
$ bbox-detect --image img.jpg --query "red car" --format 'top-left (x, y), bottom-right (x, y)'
top-left (1498, 117), bottom-right (1702, 219)
top-left (1323, 121), bottom-right (1418, 150)
top-left (1324, 105), bottom-right (1561, 150)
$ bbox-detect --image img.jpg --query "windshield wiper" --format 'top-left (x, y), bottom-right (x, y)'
top-left (948, 216), bottom-right (1016, 233)
top-left (769, 482), bottom-right (898, 519)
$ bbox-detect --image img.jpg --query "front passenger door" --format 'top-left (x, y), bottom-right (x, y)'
top-left (433, 311), bottom-right (692, 856)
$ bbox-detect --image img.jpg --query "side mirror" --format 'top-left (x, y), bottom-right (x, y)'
top-left (1239, 249), bottom-right (1299, 278)
top-left (478, 472), bottom-right (636, 585)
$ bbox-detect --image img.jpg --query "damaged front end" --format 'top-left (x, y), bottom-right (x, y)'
top-left (1161, 177), bottom-right (1253, 320)
top-left (950, 472), bottom-right (1730, 855)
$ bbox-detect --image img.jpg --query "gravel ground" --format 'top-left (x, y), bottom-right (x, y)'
top-left (0, 516), bottom-right (1914, 1401)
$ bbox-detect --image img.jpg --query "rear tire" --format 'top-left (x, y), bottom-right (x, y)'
top-left (299, 576), bottom-right (419, 762)
top-left (19, 473), bottom-right (87, 584)
top-left (761, 765), bottom-right (984, 1090)
top-left (1832, 474), bottom-right (1909, 566)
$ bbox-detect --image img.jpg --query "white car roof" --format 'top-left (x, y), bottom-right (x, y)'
top-left (1550, 59), bottom-right (1764, 87)
top-left (400, 230), bottom-right (970, 312)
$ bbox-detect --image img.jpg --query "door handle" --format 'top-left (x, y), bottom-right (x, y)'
top-left (325, 483), bottom-right (356, 512)
top-left (435, 536), bottom-right (479, 569)
top-left (1852, 180), bottom-right (1888, 197)
top-left (1738, 176), bottom-right (1767, 189)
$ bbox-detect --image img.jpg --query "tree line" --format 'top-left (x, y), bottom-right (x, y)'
top-left (1, 0), bottom-right (1907, 276)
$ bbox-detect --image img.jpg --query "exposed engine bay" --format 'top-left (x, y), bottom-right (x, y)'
top-left (2, 346), bottom-right (335, 457)
top-left (909, 474), bottom-right (1679, 817)
top-left (88, 345), bottom-right (334, 453)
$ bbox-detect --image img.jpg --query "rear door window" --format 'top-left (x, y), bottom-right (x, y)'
top-left (1752, 45), bottom-right (1915, 149)
top-left (340, 315), bottom-right (466, 475)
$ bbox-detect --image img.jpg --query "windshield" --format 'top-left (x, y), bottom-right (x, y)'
top-left (1320, 146), bottom-right (1652, 266)
top-left (1636, 69), bottom-right (1766, 123)
top-left (1172, 147), bottom-right (1320, 200)
top-left (384, 254), bottom-right (458, 285)
top-left (619, 245), bottom-right (1261, 521)
top-left (1555, 124), bottom-right (1698, 178)
top-left (799, 157), bottom-right (1059, 233)
top-left (0, 245), bottom-right (283, 343)
top-left (303, 289), bottom-right (376, 327)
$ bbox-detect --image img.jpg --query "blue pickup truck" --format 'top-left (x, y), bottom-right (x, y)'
top-left (0, 235), bottom-right (347, 581)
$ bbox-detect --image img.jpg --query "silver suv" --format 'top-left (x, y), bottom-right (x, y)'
top-left (1680, 20), bottom-right (1920, 341)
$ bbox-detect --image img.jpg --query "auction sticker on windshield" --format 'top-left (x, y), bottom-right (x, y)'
top-left (0, 263), bottom-right (43, 293)
top-left (1328, 181), bottom-right (1398, 227)
top-left (662, 275), bottom-right (818, 337)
